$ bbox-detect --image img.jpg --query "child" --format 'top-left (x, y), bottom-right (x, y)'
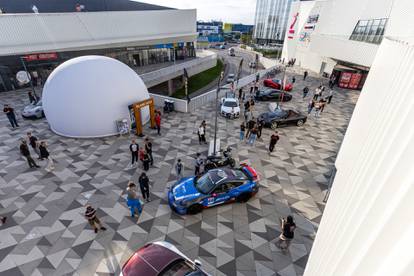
top-left (84, 205), bottom-right (106, 233)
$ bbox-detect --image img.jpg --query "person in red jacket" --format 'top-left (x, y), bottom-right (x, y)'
top-left (155, 111), bottom-right (161, 135)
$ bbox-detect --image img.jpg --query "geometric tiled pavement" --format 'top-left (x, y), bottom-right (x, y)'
top-left (0, 69), bottom-right (360, 275)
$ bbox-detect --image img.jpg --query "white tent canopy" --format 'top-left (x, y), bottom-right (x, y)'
top-left (42, 55), bottom-right (150, 138)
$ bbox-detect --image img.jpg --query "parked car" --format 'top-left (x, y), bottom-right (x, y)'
top-left (226, 73), bottom-right (235, 83)
top-left (219, 44), bottom-right (226, 49)
top-left (220, 97), bottom-right (240, 119)
top-left (258, 109), bottom-right (307, 129)
top-left (248, 61), bottom-right (256, 68)
top-left (121, 241), bottom-right (209, 276)
top-left (22, 100), bottom-right (44, 119)
top-left (168, 165), bottom-right (259, 215)
top-left (254, 89), bottom-right (292, 102)
top-left (263, 78), bottom-right (293, 91)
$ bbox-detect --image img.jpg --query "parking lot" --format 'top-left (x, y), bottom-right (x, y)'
top-left (0, 70), bottom-right (359, 276)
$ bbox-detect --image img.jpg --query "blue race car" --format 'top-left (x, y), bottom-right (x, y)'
top-left (168, 165), bottom-right (259, 215)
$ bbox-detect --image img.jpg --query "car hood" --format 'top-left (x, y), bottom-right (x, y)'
top-left (172, 177), bottom-right (201, 201)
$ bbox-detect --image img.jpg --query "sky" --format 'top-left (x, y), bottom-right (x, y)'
top-left (137, 0), bottom-right (257, 25)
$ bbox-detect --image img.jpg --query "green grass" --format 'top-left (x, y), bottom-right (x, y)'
top-left (172, 59), bottom-right (224, 99)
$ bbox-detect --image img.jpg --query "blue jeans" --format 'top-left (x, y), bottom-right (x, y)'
top-left (248, 134), bottom-right (257, 145)
top-left (240, 130), bottom-right (245, 141)
top-left (127, 199), bottom-right (142, 216)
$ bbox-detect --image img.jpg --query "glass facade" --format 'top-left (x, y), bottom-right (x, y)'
top-left (253, 0), bottom-right (298, 43)
top-left (349, 18), bottom-right (388, 44)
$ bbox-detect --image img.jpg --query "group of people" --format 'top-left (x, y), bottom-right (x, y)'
top-left (129, 138), bottom-right (153, 171)
top-left (239, 117), bottom-right (264, 146)
top-left (125, 172), bottom-right (151, 217)
top-left (302, 80), bottom-right (335, 118)
top-left (19, 132), bottom-right (54, 171)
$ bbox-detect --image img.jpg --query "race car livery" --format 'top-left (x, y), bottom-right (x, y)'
top-left (168, 165), bottom-right (259, 215)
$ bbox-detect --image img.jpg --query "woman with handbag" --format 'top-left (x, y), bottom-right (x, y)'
top-left (276, 215), bottom-right (296, 251)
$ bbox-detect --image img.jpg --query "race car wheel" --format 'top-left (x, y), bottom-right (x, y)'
top-left (237, 193), bottom-right (251, 203)
top-left (271, 121), bottom-right (278, 130)
top-left (187, 204), bottom-right (203, 214)
top-left (297, 119), bottom-right (304, 126)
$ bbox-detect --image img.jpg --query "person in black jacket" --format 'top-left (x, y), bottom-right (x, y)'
top-left (27, 132), bottom-right (40, 159)
top-left (3, 104), bottom-right (19, 128)
top-left (39, 141), bottom-right (55, 172)
top-left (143, 151), bottom-right (150, 171)
top-left (20, 140), bottom-right (39, 168)
top-left (139, 172), bottom-right (150, 202)
top-left (144, 138), bottom-right (153, 166)
top-left (129, 139), bottom-right (139, 167)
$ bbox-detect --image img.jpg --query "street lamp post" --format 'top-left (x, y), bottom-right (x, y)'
top-left (213, 64), bottom-right (227, 156)
top-left (20, 56), bottom-right (37, 97)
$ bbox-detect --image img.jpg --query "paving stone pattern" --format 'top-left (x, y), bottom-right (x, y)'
top-left (0, 71), bottom-right (360, 276)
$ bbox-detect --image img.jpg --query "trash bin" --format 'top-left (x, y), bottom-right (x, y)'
top-left (164, 99), bottom-right (175, 112)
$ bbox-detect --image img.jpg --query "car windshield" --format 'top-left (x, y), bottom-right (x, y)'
top-left (195, 173), bottom-right (215, 194)
top-left (223, 101), bottom-right (238, 107)
top-left (272, 79), bottom-right (281, 84)
top-left (228, 74), bottom-right (235, 78)
top-left (159, 259), bottom-right (198, 276)
top-left (226, 169), bottom-right (248, 180)
top-left (195, 170), bottom-right (226, 194)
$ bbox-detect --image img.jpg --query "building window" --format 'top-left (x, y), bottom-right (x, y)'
top-left (350, 18), bottom-right (388, 44)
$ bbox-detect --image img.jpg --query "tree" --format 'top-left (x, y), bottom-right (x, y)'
top-left (241, 34), bottom-right (252, 45)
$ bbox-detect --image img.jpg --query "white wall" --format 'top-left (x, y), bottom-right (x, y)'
top-left (304, 1), bottom-right (414, 275)
top-left (0, 9), bottom-right (197, 56)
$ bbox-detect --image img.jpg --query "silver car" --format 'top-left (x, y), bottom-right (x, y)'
top-left (22, 100), bottom-right (44, 119)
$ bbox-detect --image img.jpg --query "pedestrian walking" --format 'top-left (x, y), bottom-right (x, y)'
top-left (84, 205), bottom-right (107, 233)
top-left (327, 90), bottom-right (334, 104)
top-left (269, 132), bottom-right (280, 153)
top-left (319, 99), bottom-right (327, 113)
top-left (198, 124), bottom-right (206, 144)
top-left (145, 138), bottom-right (153, 166)
top-left (139, 172), bottom-right (151, 202)
top-left (303, 71), bottom-right (308, 80)
top-left (176, 159), bottom-right (183, 179)
top-left (307, 100), bottom-right (315, 115)
top-left (249, 86), bottom-right (253, 95)
top-left (303, 86), bottom-right (309, 98)
top-left (129, 139), bottom-right (139, 167)
top-left (39, 141), bottom-right (55, 172)
top-left (238, 88), bottom-right (243, 101)
top-left (249, 99), bottom-right (255, 112)
top-left (3, 104), bottom-right (19, 128)
top-left (27, 132), bottom-right (40, 159)
top-left (276, 215), bottom-right (296, 250)
top-left (244, 100), bottom-right (250, 112)
top-left (155, 111), bottom-right (161, 135)
top-left (0, 216), bottom-right (6, 226)
top-left (314, 101), bottom-right (321, 118)
top-left (313, 87), bottom-right (321, 101)
top-left (257, 118), bottom-right (264, 139)
top-left (143, 151), bottom-right (150, 171)
top-left (194, 153), bottom-right (203, 176)
top-left (20, 140), bottom-right (39, 168)
top-left (248, 127), bottom-right (258, 146)
top-left (28, 91), bottom-right (38, 104)
top-left (126, 182), bottom-right (142, 217)
top-left (292, 76), bottom-right (296, 83)
top-left (239, 122), bottom-right (246, 141)
top-left (246, 118), bottom-right (255, 138)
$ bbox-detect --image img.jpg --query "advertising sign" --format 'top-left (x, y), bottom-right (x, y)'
top-left (339, 72), bottom-right (352, 88)
top-left (23, 53), bottom-right (58, 61)
top-left (349, 73), bottom-right (362, 89)
top-left (288, 13), bottom-right (299, 39)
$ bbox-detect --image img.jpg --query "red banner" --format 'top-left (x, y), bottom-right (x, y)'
top-left (23, 53), bottom-right (58, 61)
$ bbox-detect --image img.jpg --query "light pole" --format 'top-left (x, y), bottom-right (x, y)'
top-left (213, 64), bottom-right (227, 156)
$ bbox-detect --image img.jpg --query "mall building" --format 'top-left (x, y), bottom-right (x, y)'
top-left (282, 0), bottom-right (392, 90)
top-left (0, 0), bottom-right (197, 92)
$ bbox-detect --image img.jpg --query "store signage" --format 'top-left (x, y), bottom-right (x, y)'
top-left (23, 53), bottom-right (58, 61)
top-left (288, 13), bottom-right (299, 39)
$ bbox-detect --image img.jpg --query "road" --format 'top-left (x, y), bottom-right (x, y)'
top-left (190, 45), bottom-right (264, 98)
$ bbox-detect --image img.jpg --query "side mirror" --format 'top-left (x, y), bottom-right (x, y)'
top-left (194, 259), bottom-right (202, 267)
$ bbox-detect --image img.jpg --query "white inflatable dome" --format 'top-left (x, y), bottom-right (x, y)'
top-left (42, 55), bottom-right (150, 138)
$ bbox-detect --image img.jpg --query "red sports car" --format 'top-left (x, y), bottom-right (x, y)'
top-left (263, 79), bottom-right (293, 91)
top-left (121, 241), bottom-right (209, 276)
